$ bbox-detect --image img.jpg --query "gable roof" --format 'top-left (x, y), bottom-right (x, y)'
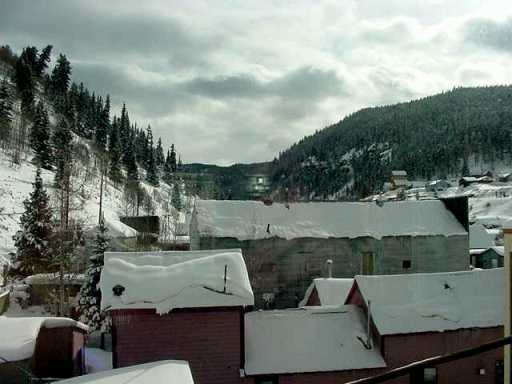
top-left (353, 268), bottom-right (504, 336)
top-left (193, 200), bottom-right (467, 241)
top-left (244, 306), bottom-right (386, 375)
top-left (299, 278), bottom-right (354, 307)
top-left (469, 224), bottom-right (496, 249)
top-left (55, 360), bottom-right (194, 384)
top-left (100, 249), bottom-right (254, 314)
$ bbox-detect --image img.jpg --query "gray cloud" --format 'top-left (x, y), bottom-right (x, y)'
top-left (464, 17), bottom-right (512, 52)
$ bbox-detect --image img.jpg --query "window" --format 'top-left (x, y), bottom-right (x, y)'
top-left (402, 260), bottom-right (411, 269)
top-left (411, 367), bottom-right (437, 384)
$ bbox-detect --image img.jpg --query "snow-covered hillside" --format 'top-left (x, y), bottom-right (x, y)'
top-left (0, 144), bottom-right (187, 267)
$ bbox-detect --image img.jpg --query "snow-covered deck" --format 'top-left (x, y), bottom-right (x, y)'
top-left (100, 249), bottom-right (254, 314)
top-left (244, 305), bottom-right (386, 375)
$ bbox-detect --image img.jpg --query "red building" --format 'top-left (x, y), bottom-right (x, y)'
top-left (102, 249), bottom-right (504, 384)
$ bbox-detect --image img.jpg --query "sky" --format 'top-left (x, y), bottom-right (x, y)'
top-left (1, 0), bottom-right (512, 165)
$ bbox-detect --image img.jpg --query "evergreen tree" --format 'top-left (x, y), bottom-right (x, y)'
top-left (169, 144), bottom-right (177, 172)
top-left (119, 103), bottom-right (130, 153)
top-left (12, 168), bottom-right (54, 276)
top-left (124, 138), bottom-right (139, 182)
top-left (145, 126), bottom-right (159, 186)
top-left (0, 80), bottom-right (12, 144)
top-left (78, 218), bottom-right (109, 331)
top-left (34, 45), bottom-right (53, 76)
top-left (171, 179), bottom-right (182, 211)
top-left (30, 102), bottom-right (52, 169)
top-left (155, 138), bottom-right (165, 168)
top-left (51, 54), bottom-right (72, 96)
top-left (108, 117), bottom-right (123, 183)
top-left (52, 118), bottom-right (73, 187)
top-left (163, 149), bottom-right (173, 183)
top-left (95, 95), bottom-right (109, 150)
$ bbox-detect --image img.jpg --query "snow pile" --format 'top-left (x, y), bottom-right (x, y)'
top-left (0, 316), bottom-right (88, 363)
top-left (244, 305), bottom-right (386, 375)
top-left (354, 268), bottom-right (504, 335)
top-left (55, 360), bottom-right (194, 384)
top-left (25, 273), bottom-right (85, 285)
top-left (100, 249), bottom-right (254, 313)
top-left (299, 278), bottom-right (354, 307)
top-left (193, 200), bottom-right (467, 241)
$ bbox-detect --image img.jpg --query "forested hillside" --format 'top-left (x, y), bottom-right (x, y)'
top-left (272, 86), bottom-right (512, 199)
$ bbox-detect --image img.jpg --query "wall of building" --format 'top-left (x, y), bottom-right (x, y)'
top-left (192, 234), bottom-right (468, 308)
top-left (112, 307), bottom-right (244, 384)
top-left (242, 368), bottom-right (385, 384)
top-left (381, 327), bottom-right (504, 384)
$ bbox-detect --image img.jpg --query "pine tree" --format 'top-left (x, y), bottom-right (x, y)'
top-left (30, 102), bottom-right (52, 169)
top-left (119, 103), bottom-right (130, 153)
top-left (51, 54), bottom-right (72, 97)
top-left (169, 144), bottom-right (177, 172)
top-left (155, 138), bottom-right (165, 168)
top-left (52, 119), bottom-right (73, 187)
top-left (163, 149), bottom-right (173, 183)
top-left (78, 218), bottom-right (109, 331)
top-left (0, 80), bottom-right (12, 145)
top-left (12, 168), bottom-right (54, 276)
top-left (95, 95), bottom-right (109, 150)
top-left (124, 138), bottom-right (139, 182)
top-left (145, 126), bottom-right (159, 186)
top-left (108, 117), bottom-right (123, 183)
top-left (34, 45), bottom-right (52, 77)
top-left (172, 179), bottom-right (182, 211)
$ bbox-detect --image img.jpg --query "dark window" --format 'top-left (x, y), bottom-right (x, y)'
top-left (402, 260), bottom-right (411, 269)
top-left (411, 367), bottom-right (437, 383)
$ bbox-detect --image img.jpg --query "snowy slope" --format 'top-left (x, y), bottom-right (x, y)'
top-left (0, 144), bottom-right (187, 265)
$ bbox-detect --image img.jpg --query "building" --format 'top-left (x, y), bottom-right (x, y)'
top-left (0, 316), bottom-right (88, 384)
top-left (245, 174), bottom-right (271, 200)
top-left (425, 179), bottom-right (451, 193)
top-left (100, 249), bottom-right (254, 384)
top-left (190, 198), bottom-right (469, 308)
top-left (470, 246), bottom-right (504, 269)
top-left (299, 277), bottom-right (354, 307)
top-left (391, 170), bottom-right (410, 189)
top-left (469, 223), bottom-right (497, 250)
top-left (56, 360), bottom-right (195, 384)
top-left (346, 268), bottom-right (504, 384)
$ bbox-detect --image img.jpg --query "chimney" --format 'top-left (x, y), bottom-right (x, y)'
top-left (326, 259), bottom-right (333, 278)
top-left (504, 224), bottom-right (512, 383)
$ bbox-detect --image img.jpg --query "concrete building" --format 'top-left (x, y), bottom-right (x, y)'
top-left (190, 198), bottom-right (469, 308)
top-left (470, 246), bottom-right (504, 269)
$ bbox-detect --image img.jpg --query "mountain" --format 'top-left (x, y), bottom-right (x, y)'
top-left (271, 86), bottom-right (512, 200)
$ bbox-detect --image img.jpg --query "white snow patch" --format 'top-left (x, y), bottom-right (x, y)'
top-left (354, 268), bottom-right (504, 335)
top-left (0, 316), bottom-right (88, 363)
top-left (100, 249), bottom-right (254, 313)
top-left (300, 278), bottom-right (354, 307)
top-left (193, 200), bottom-right (467, 241)
top-left (24, 273), bottom-right (84, 285)
top-left (244, 305), bottom-right (386, 375)
top-left (55, 360), bottom-right (194, 384)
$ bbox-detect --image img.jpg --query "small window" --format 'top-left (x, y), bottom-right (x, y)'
top-left (402, 260), bottom-right (411, 269)
top-left (411, 367), bottom-right (437, 384)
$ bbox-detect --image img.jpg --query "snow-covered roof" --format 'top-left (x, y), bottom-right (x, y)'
top-left (299, 278), bottom-right (354, 307)
top-left (244, 306), bottom-right (386, 375)
top-left (0, 316), bottom-right (88, 363)
top-left (55, 360), bottom-right (194, 384)
top-left (100, 249), bottom-right (254, 314)
top-left (193, 200), bottom-right (467, 241)
top-left (392, 170), bottom-right (407, 177)
top-left (469, 224), bottom-right (496, 249)
top-left (353, 268), bottom-right (504, 336)
top-left (25, 273), bottom-right (85, 285)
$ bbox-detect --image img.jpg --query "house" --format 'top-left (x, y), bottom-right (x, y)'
top-left (243, 306), bottom-right (386, 382)
top-left (426, 179), bottom-right (451, 193)
top-left (245, 174), bottom-right (271, 200)
top-left (498, 173), bottom-right (512, 182)
top-left (470, 246), bottom-right (504, 269)
top-left (0, 316), bottom-right (88, 384)
top-left (391, 170), bottom-right (410, 189)
top-left (299, 277), bottom-right (354, 307)
top-left (100, 249), bottom-right (254, 384)
top-left (346, 268), bottom-right (504, 384)
top-left (190, 198), bottom-right (469, 308)
top-left (55, 360), bottom-right (195, 384)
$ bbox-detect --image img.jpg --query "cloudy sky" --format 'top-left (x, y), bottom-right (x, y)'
top-left (1, 0), bottom-right (512, 165)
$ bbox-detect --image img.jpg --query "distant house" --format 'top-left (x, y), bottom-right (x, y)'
top-left (346, 268), bottom-right (504, 384)
top-left (391, 170), bottom-right (410, 189)
top-left (190, 198), bottom-right (469, 308)
top-left (498, 172), bottom-right (512, 182)
top-left (100, 249), bottom-right (254, 384)
top-left (299, 277), bottom-right (354, 307)
top-left (459, 174), bottom-right (494, 187)
top-left (470, 246), bottom-right (504, 269)
top-left (0, 316), bottom-right (88, 384)
top-left (246, 174), bottom-right (271, 200)
top-left (426, 179), bottom-right (451, 192)
top-left (55, 360), bottom-right (195, 384)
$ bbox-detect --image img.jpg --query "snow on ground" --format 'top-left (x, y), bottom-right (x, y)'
top-left (56, 360), bottom-right (194, 384)
top-left (100, 249), bottom-right (254, 314)
top-left (0, 145), bottom-right (187, 265)
top-left (0, 315), bottom-right (88, 363)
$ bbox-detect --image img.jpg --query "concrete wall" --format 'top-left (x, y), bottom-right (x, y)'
top-left (192, 234), bottom-right (469, 308)
top-left (112, 308), bottom-right (244, 384)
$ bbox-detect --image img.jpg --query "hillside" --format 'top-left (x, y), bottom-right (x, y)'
top-left (272, 86), bottom-right (512, 200)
